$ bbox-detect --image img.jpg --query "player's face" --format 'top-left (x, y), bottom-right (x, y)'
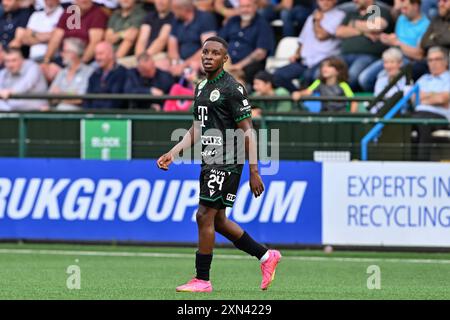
top-left (201, 41), bottom-right (228, 73)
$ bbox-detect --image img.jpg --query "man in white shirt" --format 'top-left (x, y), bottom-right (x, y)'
top-left (273, 0), bottom-right (345, 92)
top-left (9, 0), bottom-right (64, 62)
top-left (0, 48), bottom-right (48, 111)
top-left (411, 46), bottom-right (450, 160)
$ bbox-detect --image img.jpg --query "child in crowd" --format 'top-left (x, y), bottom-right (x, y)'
top-left (292, 57), bottom-right (358, 113)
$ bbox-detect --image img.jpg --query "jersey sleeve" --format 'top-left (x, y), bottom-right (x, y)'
top-left (229, 84), bottom-right (252, 123)
top-left (192, 85), bottom-right (199, 120)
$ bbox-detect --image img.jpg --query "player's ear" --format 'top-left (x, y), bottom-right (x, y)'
top-left (223, 53), bottom-right (228, 64)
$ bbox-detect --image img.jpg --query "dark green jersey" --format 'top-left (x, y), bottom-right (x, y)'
top-left (192, 70), bottom-right (252, 173)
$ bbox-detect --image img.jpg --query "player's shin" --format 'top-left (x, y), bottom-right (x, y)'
top-left (233, 231), bottom-right (268, 260)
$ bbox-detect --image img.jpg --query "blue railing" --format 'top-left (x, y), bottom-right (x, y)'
top-left (361, 84), bottom-right (420, 161)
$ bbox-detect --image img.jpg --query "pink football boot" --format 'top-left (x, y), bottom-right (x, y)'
top-left (260, 250), bottom-right (282, 290)
top-left (176, 278), bottom-right (213, 293)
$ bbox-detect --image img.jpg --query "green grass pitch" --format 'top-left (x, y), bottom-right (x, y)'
top-left (0, 243), bottom-right (449, 300)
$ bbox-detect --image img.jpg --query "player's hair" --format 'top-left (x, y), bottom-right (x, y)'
top-left (203, 36), bottom-right (229, 50)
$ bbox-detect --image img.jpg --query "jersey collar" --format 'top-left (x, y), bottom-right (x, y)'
top-left (207, 70), bottom-right (225, 84)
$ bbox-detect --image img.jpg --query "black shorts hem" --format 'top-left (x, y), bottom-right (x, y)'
top-left (199, 198), bottom-right (229, 210)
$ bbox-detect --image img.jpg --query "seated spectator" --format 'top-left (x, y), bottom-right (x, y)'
top-left (371, 47), bottom-right (407, 114)
top-left (336, 0), bottom-right (394, 91)
top-left (42, 0), bottom-right (108, 82)
top-left (0, 0), bottom-right (32, 49)
top-left (47, 38), bottom-right (94, 111)
top-left (358, 0), bottom-right (430, 92)
top-left (420, 0), bottom-right (450, 51)
top-left (134, 0), bottom-right (174, 69)
top-left (83, 41), bottom-right (128, 109)
top-left (274, 0), bottom-right (345, 92)
top-left (219, 0), bottom-right (274, 84)
top-left (292, 57), bottom-right (358, 113)
top-left (163, 66), bottom-right (197, 112)
top-left (215, 0), bottom-right (240, 23)
top-left (168, 0), bottom-right (217, 77)
top-left (251, 70), bottom-right (292, 115)
top-left (124, 53), bottom-right (174, 110)
top-left (9, 0), bottom-right (64, 62)
top-left (411, 46), bottom-right (450, 161)
top-left (0, 48), bottom-right (47, 111)
top-left (260, 0), bottom-right (314, 37)
top-left (105, 0), bottom-right (146, 60)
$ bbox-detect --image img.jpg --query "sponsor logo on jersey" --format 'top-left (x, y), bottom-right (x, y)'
top-left (197, 105), bottom-right (208, 127)
top-left (240, 105), bottom-right (251, 112)
top-left (201, 135), bottom-right (222, 146)
top-left (201, 150), bottom-right (217, 157)
top-left (226, 193), bottom-right (236, 202)
top-left (237, 86), bottom-right (244, 95)
top-left (242, 99), bottom-right (249, 106)
top-left (210, 89), bottom-right (220, 102)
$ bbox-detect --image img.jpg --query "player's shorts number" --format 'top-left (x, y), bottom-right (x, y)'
top-left (208, 174), bottom-right (224, 191)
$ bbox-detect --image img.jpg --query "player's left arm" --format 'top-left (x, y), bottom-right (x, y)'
top-left (236, 118), bottom-right (264, 198)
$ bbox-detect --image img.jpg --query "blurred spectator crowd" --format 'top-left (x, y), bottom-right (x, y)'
top-left (0, 0), bottom-right (448, 116)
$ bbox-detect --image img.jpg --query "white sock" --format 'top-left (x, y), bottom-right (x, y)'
top-left (260, 251), bottom-right (270, 263)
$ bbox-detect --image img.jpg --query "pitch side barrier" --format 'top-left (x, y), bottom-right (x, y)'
top-left (0, 112), bottom-right (448, 160)
top-left (0, 159), bottom-right (448, 248)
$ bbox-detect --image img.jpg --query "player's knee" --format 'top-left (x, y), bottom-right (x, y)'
top-left (196, 209), bottom-right (213, 226)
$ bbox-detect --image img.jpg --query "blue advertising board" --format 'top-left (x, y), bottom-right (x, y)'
top-left (0, 159), bottom-right (322, 244)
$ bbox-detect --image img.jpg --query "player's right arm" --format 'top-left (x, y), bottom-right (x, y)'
top-left (156, 121), bottom-right (201, 171)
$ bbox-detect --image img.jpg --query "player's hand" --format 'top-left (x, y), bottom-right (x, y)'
top-left (250, 171), bottom-right (264, 198)
top-left (156, 152), bottom-right (174, 171)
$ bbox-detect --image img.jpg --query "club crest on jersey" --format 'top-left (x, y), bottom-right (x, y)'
top-left (210, 89), bottom-right (220, 102)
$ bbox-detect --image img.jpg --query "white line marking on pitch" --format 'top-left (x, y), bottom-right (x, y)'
top-left (0, 248), bottom-right (450, 265)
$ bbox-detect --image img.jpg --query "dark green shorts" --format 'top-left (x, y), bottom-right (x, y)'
top-left (199, 167), bottom-right (241, 209)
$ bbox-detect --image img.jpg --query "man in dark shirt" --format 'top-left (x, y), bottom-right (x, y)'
top-left (336, 0), bottom-right (394, 90)
top-left (168, 0), bottom-right (217, 76)
top-left (124, 52), bottom-right (174, 109)
top-left (134, 0), bottom-right (174, 57)
top-left (420, 0), bottom-right (450, 51)
top-left (83, 41), bottom-right (128, 109)
top-left (219, 0), bottom-right (275, 84)
top-left (0, 0), bottom-right (31, 49)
